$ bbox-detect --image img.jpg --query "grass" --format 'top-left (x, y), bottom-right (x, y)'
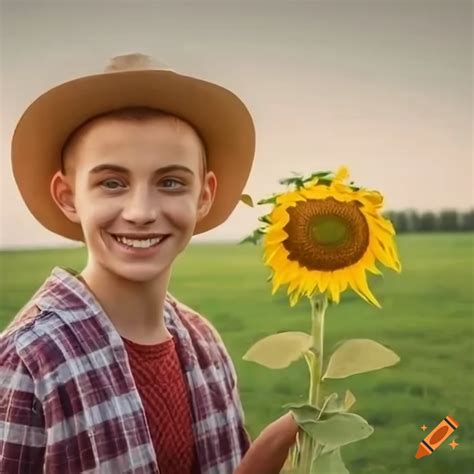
top-left (1, 233), bottom-right (473, 473)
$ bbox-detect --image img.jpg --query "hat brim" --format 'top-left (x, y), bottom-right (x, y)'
top-left (11, 69), bottom-right (255, 240)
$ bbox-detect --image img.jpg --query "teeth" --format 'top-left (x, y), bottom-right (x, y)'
top-left (113, 235), bottom-right (164, 249)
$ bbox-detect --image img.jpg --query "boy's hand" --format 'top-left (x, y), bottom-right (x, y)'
top-left (234, 412), bottom-right (299, 474)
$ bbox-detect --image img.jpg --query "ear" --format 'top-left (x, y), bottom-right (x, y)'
top-left (197, 171), bottom-right (217, 221)
top-left (50, 171), bottom-right (81, 224)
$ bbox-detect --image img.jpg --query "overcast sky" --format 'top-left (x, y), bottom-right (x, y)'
top-left (1, 0), bottom-right (472, 249)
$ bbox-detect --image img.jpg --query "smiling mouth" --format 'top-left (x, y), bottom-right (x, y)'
top-left (108, 233), bottom-right (170, 249)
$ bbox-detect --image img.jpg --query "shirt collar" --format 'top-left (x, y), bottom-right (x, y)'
top-left (33, 266), bottom-right (197, 371)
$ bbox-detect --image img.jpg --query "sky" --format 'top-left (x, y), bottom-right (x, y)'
top-left (0, 0), bottom-right (472, 249)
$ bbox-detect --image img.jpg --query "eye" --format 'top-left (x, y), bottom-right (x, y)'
top-left (100, 179), bottom-right (124, 190)
top-left (161, 178), bottom-right (184, 189)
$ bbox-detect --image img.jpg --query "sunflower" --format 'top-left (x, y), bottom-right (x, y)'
top-left (260, 166), bottom-right (401, 308)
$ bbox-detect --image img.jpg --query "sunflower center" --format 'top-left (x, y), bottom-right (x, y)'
top-left (282, 197), bottom-right (370, 271)
top-left (310, 216), bottom-right (348, 246)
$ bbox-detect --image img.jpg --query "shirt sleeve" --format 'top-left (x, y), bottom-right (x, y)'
top-left (229, 360), bottom-right (253, 448)
top-left (166, 294), bottom-right (253, 452)
top-left (214, 336), bottom-right (253, 449)
top-left (0, 337), bottom-right (46, 473)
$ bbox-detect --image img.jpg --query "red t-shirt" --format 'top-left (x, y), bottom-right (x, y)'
top-left (122, 335), bottom-right (199, 474)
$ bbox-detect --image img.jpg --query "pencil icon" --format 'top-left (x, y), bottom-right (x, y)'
top-left (415, 415), bottom-right (459, 459)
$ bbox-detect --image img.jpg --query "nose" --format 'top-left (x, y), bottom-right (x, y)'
top-left (122, 186), bottom-right (157, 225)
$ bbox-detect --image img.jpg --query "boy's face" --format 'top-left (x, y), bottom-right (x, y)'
top-left (51, 117), bottom-right (216, 283)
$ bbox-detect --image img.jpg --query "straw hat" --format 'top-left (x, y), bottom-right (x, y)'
top-left (11, 53), bottom-right (256, 240)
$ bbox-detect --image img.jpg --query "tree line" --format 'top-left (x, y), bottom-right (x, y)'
top-left (381, 209), bottom-right (474, 233)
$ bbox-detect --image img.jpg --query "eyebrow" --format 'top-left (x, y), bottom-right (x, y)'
top-left (88, 164), bottom-right (195, 176)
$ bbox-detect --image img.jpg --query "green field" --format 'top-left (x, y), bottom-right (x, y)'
top-left (1, 233), bottom-right (473, 473)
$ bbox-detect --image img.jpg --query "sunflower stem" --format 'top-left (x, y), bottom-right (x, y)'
top-left (298, 292), bottom-right (328, 473)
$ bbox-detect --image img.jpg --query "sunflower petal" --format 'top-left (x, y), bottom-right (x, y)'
top-left (265, 229), bottom-right (288, 245)
top-left (304, 271), bottom-right (320, 297)
top-left (289, 290), bottom-right (301, 307)
top-left (366, 212), bottom-right (395, 235)
top-left (263, 242), bottom-right (282, 260)
top-left (371, 237), bottom-right (399, 271)
top-left (288, 277), bottom-right (301, 295)
top-left (359, 190), bottom-right (384, 208)
top-left (271, 274), bottom-right (282, 295)
top-left (385, 239), bottom-right (402, 272)
top-left (318, 271), bottom-right (331, 293)
top-left (337, 269), bottom-right (349, 292)
top-left (334, 165), bottom-right (350, 182)
top-left (303, 178), bottom-right (319, 188)
top-left (263, 245), bottom-right (281, 266)
top-left (349, 266), bottom-right (381, 308)
top-left (300, 185), bottom-right (330, 200)
top-left (272, 265), bottom-right (293, 294)
top-left (271, 204), bottom-right (289, 220)
top-left (276, 192), bottom-right (306, 206)
top-left (269, 211), bottom-right (291, 231)
top-left (361, 252), bottom-right (383, 276)
top-left (272, 249), bottom-right (290, 269)
top-left (285, 261), bottom-right (300, 280)
top-left (330, 182), bottom-right (354, 199)
top-left (298, 267), bottom-right (311, 291)
top-left (328, 278), bottom-right (341, 304)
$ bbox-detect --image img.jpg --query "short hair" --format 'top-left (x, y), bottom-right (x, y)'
top-left (60, 107), bottom-right (207, 180)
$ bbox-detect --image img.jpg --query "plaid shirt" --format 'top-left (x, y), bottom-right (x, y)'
top-left (0, 267), bottom-right (250, 473)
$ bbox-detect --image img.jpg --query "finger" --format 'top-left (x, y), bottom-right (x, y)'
top-left (235, 412), bottom-right (299, 474)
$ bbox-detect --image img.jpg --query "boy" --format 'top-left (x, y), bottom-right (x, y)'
top-left (0, 53), bottom-right (297, 473)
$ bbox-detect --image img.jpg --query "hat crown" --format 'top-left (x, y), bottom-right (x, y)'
top-left (104, 53), bottom-right (173, 73)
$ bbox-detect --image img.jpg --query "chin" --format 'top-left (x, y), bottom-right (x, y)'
top-left (108, 261), bottom-right (171, 283)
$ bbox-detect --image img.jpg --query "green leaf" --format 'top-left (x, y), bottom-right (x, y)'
top-left (317, 393), bottom-right (339, 417)
top-left (321, 390), bottom-right (356, 414)
top-left (308, 171), bottom-right (333, 179)
top-left (284, 403), bottom-right (321, 424)
top-left (317, 178), bottom-right (333, 187)
top-left (283, 393), bottom-right (339, 425)
top-left (256, 195), bottom-right (279, 205)
top-left (279, 177), bottom-right (296, 185)
top-left (300, 412), bottom-right (374, 449)
top-left (323, 339), bottom-right (400, 380)
top-left (242, 331), bottom-right (313, 369)
top-left (240, 194), bottom-right (254, 207)
top-left (344, 390), bottom-right (356, 411)
top-left (238, 228), bottom-right (265, 245)
top-left (279, 176), bottom-right (305, 188)
top-left (258, 214), bottom-right (272, 224)
top-left (311, 447), bottom-right (349, 474)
